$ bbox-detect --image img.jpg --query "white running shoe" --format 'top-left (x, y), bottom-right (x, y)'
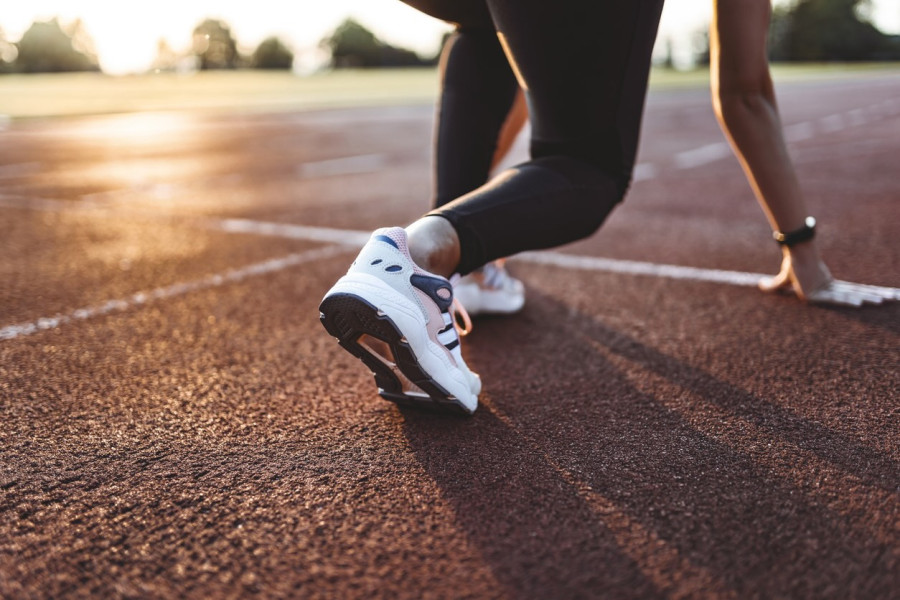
top-left (319, 227), bottom-right (481, 414)
top-left (453, 260), bottom-right (525, 316)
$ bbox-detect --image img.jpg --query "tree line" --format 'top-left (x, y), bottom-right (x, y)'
top-left (680, 0), bottom-right (899, 67)
top-left (2, 2), bottom-right (897, 76)
top-left (0, 18), bottom-right (295, 74)
top-left (323, 2), bottom-right (900, 68)
top-left (319, 18), bottom-right (438, 68)
top-left (768, 0), bottom-right (900, 61)
top-left (0, 16), bottom-right (435, 75)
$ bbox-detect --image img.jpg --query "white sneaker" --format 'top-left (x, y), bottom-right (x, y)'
top-left (319, 227), bottom-right (481, 414)
top-left (453, 260), bottom-right (525, 316)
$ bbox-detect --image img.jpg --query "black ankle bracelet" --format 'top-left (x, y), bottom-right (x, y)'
top-left (773, 216), bottom-right (816, 246)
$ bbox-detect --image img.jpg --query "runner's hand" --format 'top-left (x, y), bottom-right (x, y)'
top-left (759, 255), bottom-right (899, 307)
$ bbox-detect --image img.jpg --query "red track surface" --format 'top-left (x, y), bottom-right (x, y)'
top-left (2, 71), bottom-right (898, 598)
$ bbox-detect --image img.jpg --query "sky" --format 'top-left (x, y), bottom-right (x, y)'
top-left (2, 0), bottom-right (900, 74)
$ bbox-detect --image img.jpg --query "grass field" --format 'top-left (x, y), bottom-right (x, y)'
top-left (0, 63), bottom-right (898, 120)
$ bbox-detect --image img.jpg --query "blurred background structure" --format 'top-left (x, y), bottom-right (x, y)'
top-left (0, 0), bottom-right (898, 76)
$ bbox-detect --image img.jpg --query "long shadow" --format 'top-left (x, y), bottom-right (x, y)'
top-left (830, 300), bottom-right (900, 336)
top-left (403, 289), bottom-right (898, 599)
top-left (560, 298), bottom-right (900, 493)
top-left (400, 408), bottom-right (668, 599)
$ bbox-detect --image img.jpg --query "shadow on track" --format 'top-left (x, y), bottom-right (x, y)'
top-left (828, 301), bottom-right (900, 337)
top-left (400, 407), bottom-right (669, 600)
top-left (401, 288), bottom-right (898, 599)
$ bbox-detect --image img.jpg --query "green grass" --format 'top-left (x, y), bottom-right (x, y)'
top-left (0, 69), bottom-right (441, 120)
top-left (1, 63), bottom-right (897, 120)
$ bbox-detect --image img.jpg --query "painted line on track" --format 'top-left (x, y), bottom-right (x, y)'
top-left (673, 142), bottom-right (732, 170)
top-left (666, 98), bottom-right (900, 174)
top-left (200, 218), bottom-right (768, 286)
top-left (0, 162), bottom-right (41, 179)
top-left (297, 154), bottom-right (386, 178)
top-left (4, 216), bottom-right (900, 341)
top-left (3, 95), bottom-right (900, 340)
top-left (0, 244), bottom-right (352, 341)
top-left (208, 217), bottom-right (371, 246)
top-left (200, 219), bottom-right (900, 295)
top-left (516, 250), bottom-right (763, 287)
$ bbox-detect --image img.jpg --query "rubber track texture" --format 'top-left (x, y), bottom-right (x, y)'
top-left (319, 293), bottom-right (472, 415)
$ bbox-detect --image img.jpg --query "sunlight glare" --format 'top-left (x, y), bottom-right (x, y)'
top-left (62, 112), bottom-right (193, 142)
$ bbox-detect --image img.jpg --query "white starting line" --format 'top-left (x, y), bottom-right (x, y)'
top-left (0, 245), bottom-right (352, 341)
top-left (5, 205), bottom-right (900, 342)
top-left (0, 218), bottom-right (765, 341)
top-left (3, 96), bottom-right (900, 341)
top-left (201, 218), bottom-right (769, 288)
top-left (6, 211), bottom-right (898, 341)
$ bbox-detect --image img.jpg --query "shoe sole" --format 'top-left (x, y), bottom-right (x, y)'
top-left (319, 292), bottom-right (473, 415)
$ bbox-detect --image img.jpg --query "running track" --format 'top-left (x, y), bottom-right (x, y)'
top-left (1, 70), bottom-right (898, 598)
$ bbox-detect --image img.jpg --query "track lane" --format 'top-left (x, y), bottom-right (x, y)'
top-left (1, 71), bottom-right (898, 599)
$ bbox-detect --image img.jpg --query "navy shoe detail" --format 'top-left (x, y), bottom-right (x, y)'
top-left (410, 274), bottom-right (454, 311)
top-left (374, 235), bottom-right (399, 249)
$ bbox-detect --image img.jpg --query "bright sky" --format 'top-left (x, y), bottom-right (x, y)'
top-left (2, 0), bottom-right (899, 74)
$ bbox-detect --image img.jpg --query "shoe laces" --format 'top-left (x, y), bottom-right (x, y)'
top-left (481, 259), bottom-right (511, 290)
top-left (448, 275), bottom-right (473, 336)
top-left (451, 297), bottom-right (472, 336)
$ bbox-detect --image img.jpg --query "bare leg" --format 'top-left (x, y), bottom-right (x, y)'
top-left (406, 216), bottom-right (460, 278)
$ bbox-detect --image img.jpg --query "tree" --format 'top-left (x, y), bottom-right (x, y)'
top-left (151, 38), bottom-right (178, 72)
top-left (320, 18), bottom-right (380, 68)
top-left (192, 19), bottom-right (239, 69)
top-left (0, 27), bottom-right (17, 74)
top-left (769, 0), bottom-right (900, 61)
top-left (13, 18), bottom-right (100, 73)
top-left (660, 37), bottom-right (676, 69)
top-left (692, 29), bottom-right (711, 66)
top-left (320, 18), bottom-right (433, 68)
top-left (252, 36), bottom-right (294, 70)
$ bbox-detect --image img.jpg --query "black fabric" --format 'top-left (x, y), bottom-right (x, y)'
top-left (402, 0), bottom-right (665, 274)
top-left (434, 29), bottom-right (520, 207)
top-left (774, 217), bottom-right (816, 246)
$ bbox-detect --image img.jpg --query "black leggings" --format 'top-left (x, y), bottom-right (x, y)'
top-left (403, 0), bottom-right (665, 274)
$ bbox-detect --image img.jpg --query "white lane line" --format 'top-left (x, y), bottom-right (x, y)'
top-left (0, 193), bottom-right (111, 213)
top-left (4, 215), bottom-right (899, 342)
top-left (845, 108), bottom-right (867, 127)
top-left (632, 163), bottom-right (658, 182)
top-left (663, 98), bottom-right (899, 175)
top-left (0, 245), bottom-right (351, 341)
top-left (0, 162), bottom-right (41, 179)
top-left (198, 219), bottom-right (764, 286)
top-left (673, 142), bottom-right (732, 170)
top-left (517, 251), bottom-right (763, 287)
top-left (6, 197), bottom-right (897, 298)
top-left (819, 113), bottom-right (846, 133)
top-left (207, 217), bottom-right (371, 246)
top-left (783, 121), bottom-right (815, 142)
top-left (297, 153), bottom-right (385, 178)
top-left (200, 219), bottom-right (900, 294)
